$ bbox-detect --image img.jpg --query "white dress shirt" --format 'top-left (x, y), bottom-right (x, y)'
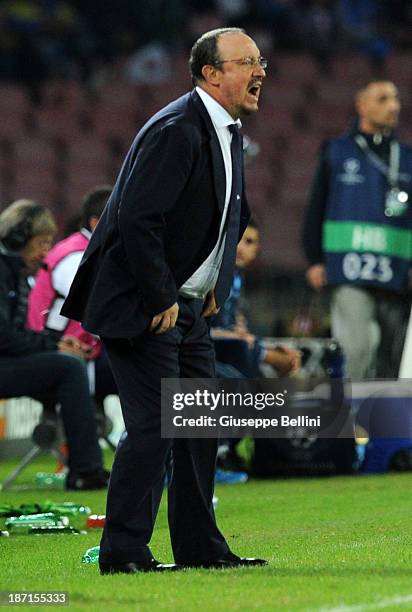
top-left (178, 86), bottom-right (241, 299)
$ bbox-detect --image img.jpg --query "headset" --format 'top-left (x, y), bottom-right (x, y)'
top-left (3, 204), bottom-right (45, 250)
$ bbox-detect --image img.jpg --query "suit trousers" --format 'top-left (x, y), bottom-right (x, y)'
top-left (100, 297), bottom-right (231, 565)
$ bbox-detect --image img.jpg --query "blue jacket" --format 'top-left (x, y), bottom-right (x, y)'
top-left (62, 90), bottom-right (250, 337)
top-left (304, 132), bottom-right (412, 292)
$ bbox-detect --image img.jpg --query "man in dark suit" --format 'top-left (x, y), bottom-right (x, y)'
top-left (62, 27), bottom-right (267, 573)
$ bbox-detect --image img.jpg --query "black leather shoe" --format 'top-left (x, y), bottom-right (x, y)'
top-left (183, 553), bottom-right (268, 569)
top-left (99, 559), bottom-right (182, 574)
top-left (66, 469), bottom-right (110, 491)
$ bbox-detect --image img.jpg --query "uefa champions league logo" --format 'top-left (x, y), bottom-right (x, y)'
top-left (338, 158), bottom-right (365, 185)
top-left (344, 158), bottom-right (360, 174)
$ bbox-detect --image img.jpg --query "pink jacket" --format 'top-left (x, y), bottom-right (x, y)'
top-left (27, 231), bottom-right (102, 359)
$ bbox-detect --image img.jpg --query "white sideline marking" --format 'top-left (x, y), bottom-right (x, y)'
top-left (317, 594), bottom-right (412, 612)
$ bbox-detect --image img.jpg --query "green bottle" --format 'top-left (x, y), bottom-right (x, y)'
top-left (43, 502), bottom-right (91, 517)
top-left (5, 513), bottom-right (69, 531)
top-left (0, 504), bottom-right (22, 517)
top-left (0, 503), bottom-right (45, 517)
top-left (29, 526), bottom-right (81, 535)
top-left (34, 473), bottom-right (66, 488)
top-left (16, 503), bottom-right (43, 516)
top-left (82, 545), bottom-right (100, 564)
top-left (0, 502), bottom-right (91, 517)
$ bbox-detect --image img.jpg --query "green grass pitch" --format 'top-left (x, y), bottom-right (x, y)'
top-left (0, 453), bottom-right (411, 611)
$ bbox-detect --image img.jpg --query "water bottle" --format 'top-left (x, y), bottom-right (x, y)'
top-left (82, 545), bottom-right (100, 564)
top-left (0, 504), bottom-right (23, 517)
top-left (1, 503), bottom-right (47, 517)
top-left (14, 503), bottom-right (43, 516)
top-left (44, 502), bottom-right (91, 517)
top-left (34, 473), bottom-right (66, 488)
top-left (86, 515), bottom-right (105, 528)
top-left (5, 513), bottom-right (69, 531)
top-left (1, 502), bottom-right (91, 517)
top-left (29, 526), bottom-right (81, 535)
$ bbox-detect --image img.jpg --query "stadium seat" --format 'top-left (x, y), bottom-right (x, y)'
top-left (0, 85), bottom-right (31, 115)
top-left (36, 108), bottom-right (84, 140)
top-left (276, 53), bottom-right (319, 82)
top-left (14, 138), bottom-right (56, 169)
top-left (93, 107), bottom-right (138, 142)
top-left (0, 114), bottom-right (26, 140)
top-left (10, 170), bottom-right (60, 208)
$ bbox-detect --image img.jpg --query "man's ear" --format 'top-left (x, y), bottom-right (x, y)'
top-left (201, 64), bottom-right (221, 86)
top-left (355, 92), bottom-right (365, 119)
top-left (88, 216), bottom-right (100, 232)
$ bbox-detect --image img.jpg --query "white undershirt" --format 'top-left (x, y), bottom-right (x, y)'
top-left (178, 86), bottom-right (241, 299)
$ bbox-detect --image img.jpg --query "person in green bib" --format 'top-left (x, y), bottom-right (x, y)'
top-left (303, 80), bottom-right (412, 379)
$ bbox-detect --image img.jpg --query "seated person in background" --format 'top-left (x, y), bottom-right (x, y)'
top-left (27, 186), bottom-right (117, 403)
top-left (212, 218), bottom-right (301, 377)
top-left (0, 199), bottom-right (108, 490)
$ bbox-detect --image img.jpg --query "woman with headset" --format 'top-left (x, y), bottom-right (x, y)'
top-left (0, 199), bottom-right (108, 490)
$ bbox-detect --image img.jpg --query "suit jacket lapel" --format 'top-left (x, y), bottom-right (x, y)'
top-left (190, 89), bottom-right (226, 214)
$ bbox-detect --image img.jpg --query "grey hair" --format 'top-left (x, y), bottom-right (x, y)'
top-left (0, 199), bottom-right (57, 242)
top-left (189, 27), bottom-right (245, 85)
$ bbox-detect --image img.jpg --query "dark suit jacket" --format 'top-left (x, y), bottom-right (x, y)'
top-left (61, 89), bottom-right (250, 338)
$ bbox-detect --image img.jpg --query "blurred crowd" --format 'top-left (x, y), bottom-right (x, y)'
top-left (0, 0), bottom-right (411, 91)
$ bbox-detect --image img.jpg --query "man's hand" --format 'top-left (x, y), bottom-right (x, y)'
top-left (58, 335), bottom-right (93, 360)
top-left (265, 345), bottom-right (302, 376)
top-left (202, 290), bottom-right (220, 318)
top-left (306, 263), bottom-right (326, 290)
top-left (150, 302), bottom-right (179, 334)
top-left (241, 331), bottom-right (257, 350)
top-left (232, 326), bottom-right (256, 349)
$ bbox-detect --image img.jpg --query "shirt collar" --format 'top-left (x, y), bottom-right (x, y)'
top-left (196, 86), bottom-right (242, 130)
top-left (81, 227), bottom-right (92, 239)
